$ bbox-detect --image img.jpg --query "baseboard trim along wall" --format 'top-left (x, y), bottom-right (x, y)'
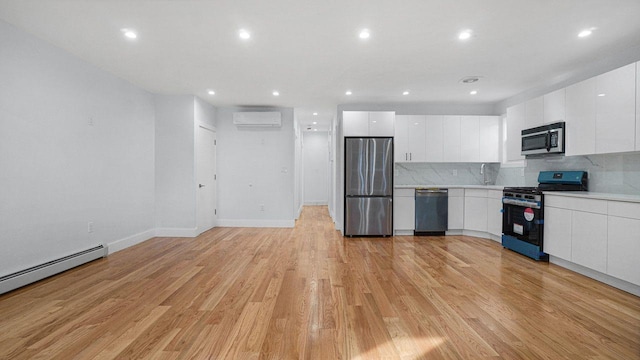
top-left (550, 256), bottom-right (640, 297)
top-left (107, 229), bottom-right (157, 254)
top-left (154, 227), bottom-right (199, 238)
top-left (217, 219), bottom-right (295, 228)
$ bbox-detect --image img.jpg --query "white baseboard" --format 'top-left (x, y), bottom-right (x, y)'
top-left (394, 230), bottom-right (414, 236)
top-left (216, 219), bottom-right (295, 228)
top-left (304, 201), bottom-right (328, 206)
top-left (107, 229), bottom-right (156, 254)
top-left (155, 227), bottom-right (199, 238)
top-left (549, 256), bottom-right (640, 297)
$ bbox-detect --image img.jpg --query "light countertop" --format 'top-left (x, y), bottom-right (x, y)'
top-left (543, 191), bottom-right (640, 203)
top-left (395, 184), bottom-right (505, 190)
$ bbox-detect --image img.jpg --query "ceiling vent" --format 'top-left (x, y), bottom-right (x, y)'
top-left (232, 111), bottom-right (282, 127)
top-left (459, 76), bottom-right (482, 84)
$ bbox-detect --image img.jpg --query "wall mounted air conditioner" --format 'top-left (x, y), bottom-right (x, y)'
top-left (233, 111), bottom-right (282, 127)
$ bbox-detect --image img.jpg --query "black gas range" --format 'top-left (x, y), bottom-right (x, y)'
top-left (502, 171), bottom-right (588, 260)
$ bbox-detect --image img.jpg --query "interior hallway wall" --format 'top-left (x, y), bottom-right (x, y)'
top-left (303, 131), bottom-right (330, 205)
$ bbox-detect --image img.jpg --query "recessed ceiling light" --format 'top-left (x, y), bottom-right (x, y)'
top-left (458, 29), bottom-right (473, 40)
top-left (121, 29), bottom-right (137, 39)
top-left (314, 129), bottom-right (318, 132)
top-left (272, 91), bottom-right (279, 96)
top-left (470, 90), bottom-right (478, 95)
top-left (598, 93), bottom-right (606, 97)
top-left (578, 28), bottom-right (595, 38)
top-left (207, 90), bottom-right (215, 95)
top-left (359, 29), bottom-right (370, 39)
top-left (346, 90), bottom-right (352, 95)
top-left (403, 91), bottom-right (410, 95)
top-left (239, 29), bottom-right (251, 40)
top-left (313, 121), bottom-right (317, 125)
top-left (313, 112), bottom-right (318, 116)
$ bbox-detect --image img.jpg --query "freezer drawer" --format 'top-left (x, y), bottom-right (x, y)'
top-left (345, 197), bottom-right (392, 236)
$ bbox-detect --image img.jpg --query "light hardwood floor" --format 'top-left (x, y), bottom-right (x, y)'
top-left (1, 206), bottom-right (639, 359)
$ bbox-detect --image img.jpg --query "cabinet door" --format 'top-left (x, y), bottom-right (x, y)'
top-left (524, 96), bottom-right (544, 129)
top-left (369, 111), bottom-right (395, 136)
top-left (571, 211), bottom-right (608, 273)
top-left (447, 193), bottom-right (464, 230)
top-left (637, 62), bottom-right (640, 151)
top-left (460, 116), bottom-right (480, 162)
top-left (479, 116), bottom-right (500, 162)
top-left (443, 116), bottom-right (461, 162)
top-left (607, 216), bottom-right (640, 286)
top-left (487, 198), bottom-right (502, 237)
top-left (506, 104), bottom-right (525, 161)
top-left (544, 207), bottom-right (572, 260)
top-left (343, 111), bottom-right (369, 136)
top-left (544, 89), bottom-right (565, 124)
top-left (394, 116), bottom-right (410, 162)
top-left (406, 115), bottom-right (426, 162)
top-left (424, 116), bottom-right (444, 162)
top-left (565, 78), bottom-right (596, 156)
top-left (393, 195), bottom-right (415, 231)
top-left (464, 196), bottom-right (488, 232)
top-left (595, 63), bottom-right (636, 154)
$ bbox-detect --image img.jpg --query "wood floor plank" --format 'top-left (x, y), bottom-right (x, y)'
top-left (1, 205), bottom-right (639, 359)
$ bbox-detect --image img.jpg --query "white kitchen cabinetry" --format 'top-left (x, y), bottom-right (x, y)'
top-left (637, 61), bottom-right (640, 151)
top-left (595, 63), bottom-right (636, 154)
top-left (443, 116), bottom-right (461, 162)
top-left (395, 115), bottom-right (426, 162)
top-left (464, 189), bottom-right (488, 232)
top-left (393, 188), bottom-right (415, 233)
top-left (524, 96), bottom-right (544, 129)
top-left (424, 116), bottom-right (444, 162)
top-left (460, 116), bottom-right (480, 162)
top-left (544, 206), bottom-right (572, 260)
top-left (479, 116), bottom-right (500, 162)
top-left (607, 202), bottom-right (640, 286)
top-left (447, 188), bottom-right (464, 230)
top-left (543, 89), bottom-right (565, 124)
top-left (486, 190), bottom-right (503, 238)
top-left (565, 78), bottom-right (596, 156)
top-left (343, 111), bottom-right (395, 137)
top-left (571, 210), bottom-right (608, 273)
top-left (505, 103), bottom-right (525, 161)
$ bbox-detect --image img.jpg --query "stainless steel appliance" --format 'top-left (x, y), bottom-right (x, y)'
top-left (414, 188), bottom-right (448, 235)
top-left (502, 171), bottom-right (588, 260)
top-left (521, 121), bottom-right (565, 157)
top-left (344, 137), bottom-right (393, 236)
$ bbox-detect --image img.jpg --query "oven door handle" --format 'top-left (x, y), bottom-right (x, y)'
top-left (502, 198), bottom-right (541, 209)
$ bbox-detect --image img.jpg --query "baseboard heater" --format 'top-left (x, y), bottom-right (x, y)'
top-left (0, 245), bottom-right (107, 295)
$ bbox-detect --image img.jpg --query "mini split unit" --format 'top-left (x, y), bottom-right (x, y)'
top-left (232, 111), bottom-right (282, 127)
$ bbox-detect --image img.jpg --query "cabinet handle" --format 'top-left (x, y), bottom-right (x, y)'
top-left (405, 153), bottom-right (408, 161)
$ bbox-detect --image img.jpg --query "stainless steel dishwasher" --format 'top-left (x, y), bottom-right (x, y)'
top-left (415, 188), bottom-right (448, 235)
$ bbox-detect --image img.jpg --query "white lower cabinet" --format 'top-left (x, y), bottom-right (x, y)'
top-left (486, 190), bottom-right (503, 237)
top-left (447, 188), bottom-right (464, 230)
top-left (571, 211), bottom-right (608, 273)
top-left (607, 201), bottom-right (640, 286)
top-left (544, 206), bottom-right (572, 260)
top-left (464, 189), bottom-right (488, 232)
top-left (393, 189), bottom-right (415, 232)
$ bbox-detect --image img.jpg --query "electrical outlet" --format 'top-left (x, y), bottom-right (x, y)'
top-left (452, 169), bottom-right (458, 176)
top-left (88, 222), bottom-right (94, 233)
top-left (260, 204), bottom-right (265, 211)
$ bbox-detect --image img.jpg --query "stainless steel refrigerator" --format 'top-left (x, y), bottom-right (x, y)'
top-left (344, 137), bottom-right (393, 236)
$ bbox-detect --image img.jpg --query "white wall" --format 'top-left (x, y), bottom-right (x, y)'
top-left (0, 20), bottom-right (156, 276)
top-left (294, 116), bottom-right (303, 218)
top-left (216, 107), bottom-right (295, 227)
top-left (303, 131), bottom-right (329, 205)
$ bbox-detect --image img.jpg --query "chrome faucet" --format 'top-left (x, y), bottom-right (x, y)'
top-left (480, 163), bottom-right (490, 185)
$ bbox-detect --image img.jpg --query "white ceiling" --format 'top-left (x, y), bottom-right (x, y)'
top-left (1, 0), bottom-right (640, 131)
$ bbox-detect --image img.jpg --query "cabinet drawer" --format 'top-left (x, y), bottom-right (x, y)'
top-left (465, 189), bottom-right (488, 198)
top-left (545, 196), bottom-right (607, 214)
top-left (487, 190), bottom-right (503, 199)
top-left (608, 201), bottom-right (640, 220)
top-left (394, 188), bottom-right (415, 197)
top-left (448, 188), bottom-right (464, 197)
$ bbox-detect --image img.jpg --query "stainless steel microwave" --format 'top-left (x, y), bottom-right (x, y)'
top-left (521, 121), bottom-right (565, 157)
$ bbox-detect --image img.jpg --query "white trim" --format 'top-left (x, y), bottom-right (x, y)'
top-left (550, 256), bottom-right (640, 297)
top-left (394, 230), bottom-right (414, 236)
top-left (303, 201), bottom-right (328, 206)
top-left (197, 122), bottom-right (217, 132)
top-left (155, 227), bottom-right (199, 237)
top-left (107, 229), bottom-right (156, 254)
top-left (217, 219), bottom-right (295, 228)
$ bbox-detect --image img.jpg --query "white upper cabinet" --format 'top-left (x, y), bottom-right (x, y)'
top-left (565, 78), bottom-right (597, 156)
top-left (369, 111), bottom-right (396, 136)
top-left (479, 116), bottom-right (500, 162)
top-left (424, 115), bottom-right (444, 162)
top-left (637, 62), bottom-right (640, 151)
top-left (524, 96), bottom-right (544, 129)
top-left (506, 103), bottom-right (525, 161)
top-left (343, 111), bottom-right (395, 137)
top-left (443, 116), bottom-right (461, 162)
top-left (395, 115), bottom-right (426, 162)
top-left (595, 63), bottom-right (636, 154)
top-left (543, 89), bottom-right (565, 124)
top-left (460, 116), bottom-right (480, 162)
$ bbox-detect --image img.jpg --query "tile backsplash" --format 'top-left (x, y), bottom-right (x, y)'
top-left (395, 152), bottom-right (640, 195)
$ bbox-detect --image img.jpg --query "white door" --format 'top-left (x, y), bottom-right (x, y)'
top-left (197, 126), bottom-right (217, 234)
